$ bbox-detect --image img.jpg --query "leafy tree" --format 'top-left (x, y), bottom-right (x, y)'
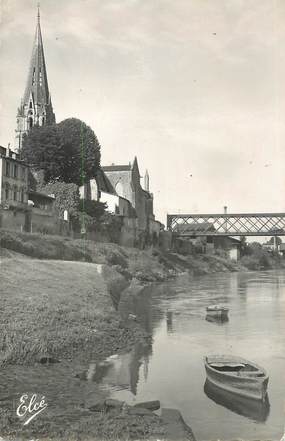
top-left (22, 118), bottom-right (101, 185)
top-left (268, 236), bottom-right (282, 245)
top-left (57, 118), bottom-right (101, 185)
top-left (239, 236), bottom-right (248, 256)
top-left (79, 199), bottom-right (107, 219)
top-left (22, 124), bottom-right (64, 183)
top-left (40, 182), bottom-right (80, 219)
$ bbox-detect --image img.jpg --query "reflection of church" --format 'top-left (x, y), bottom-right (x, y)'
top-left (94, 341), bottom-right (152, 396)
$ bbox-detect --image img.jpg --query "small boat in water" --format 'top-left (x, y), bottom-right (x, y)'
top-left (206, 305), bottom-right (229, 319)
top-left (204, 355), bottom-right (269, 401)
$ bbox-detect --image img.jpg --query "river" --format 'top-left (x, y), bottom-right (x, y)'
top-left (110, 270), bottom-right (285, 440)
top-left (1, 270), bottom-right (285, 439)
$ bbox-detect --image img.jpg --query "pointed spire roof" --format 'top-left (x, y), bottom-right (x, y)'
top-left (23, 5), bottom-right (51, 106)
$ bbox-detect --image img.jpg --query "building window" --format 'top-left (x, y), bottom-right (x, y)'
top-left (5, 161), bottom-right (10, 177)
top-left (20, 188), bottom-right (25, 203)
top-left (13, 186), bottom-right (18, 201)
top-left (39, 68), bottom-right (42, 86)
top-left (5, 184), bottom-right (9, 200)
top-left (14, 164), bottom-right (18, 179)
top-left (28, 117), bottom-right (33, 129)
top-left (115, 181), bottom-right (124, 197)
top-left (21, 167), bottom-right (26, 180)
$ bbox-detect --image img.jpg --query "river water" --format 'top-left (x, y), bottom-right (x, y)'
top-left (1, 270), bottom-right (285, 439)
top-left (109, 270), bottom-right (285, 440)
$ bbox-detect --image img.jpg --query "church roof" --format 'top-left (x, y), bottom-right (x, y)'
top-left (23, 7), bottom-right (52, 108)
top-left (95, 169), bottom-right (116, 194)
top-left (102, 165), bottom-right (132, 172)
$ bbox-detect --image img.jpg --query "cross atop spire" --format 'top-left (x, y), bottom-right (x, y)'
top-left (37, 3), bottom-right (40, 22)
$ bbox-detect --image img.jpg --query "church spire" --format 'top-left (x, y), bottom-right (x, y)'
top-left (15, 6), bottom-right (55, 152)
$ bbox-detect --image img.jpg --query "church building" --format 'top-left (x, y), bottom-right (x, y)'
top-left (14, 7), bottom-right (55, 152)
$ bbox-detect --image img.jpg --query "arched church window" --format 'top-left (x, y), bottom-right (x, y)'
top-left (115, 181), bottom-right (124, 197)
top-left (42, 117), bottom-right (45, 125)
top-left (28, 117), bottom-right (33, 129)
top-left (29, 101), bottom-right (33, 109)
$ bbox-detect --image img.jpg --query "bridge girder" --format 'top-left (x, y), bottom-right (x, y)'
top-left (167, 213), bottom-right (285, 237)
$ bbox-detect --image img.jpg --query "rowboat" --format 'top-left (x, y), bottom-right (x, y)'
top-left (204, 379), bottom-right (270, 422)
top-left (204, 355), bottom-right (269, 401)
top-left (206, 305), bottom-right (229, 319)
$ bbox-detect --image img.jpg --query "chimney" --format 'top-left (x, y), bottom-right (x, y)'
top-left (224, 206), bottom-right (227, 215)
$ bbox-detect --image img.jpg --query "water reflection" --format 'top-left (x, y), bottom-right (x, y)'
top-left (83, 340), bottom-right (153, 396)
top-left (166, 311), bottom-right (174, 333)
top-left (204, 380), bottom-right (270, 422)
top-left (205, 315), bottom-right (229, 325)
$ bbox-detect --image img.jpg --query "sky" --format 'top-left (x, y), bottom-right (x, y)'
top-left (0, 0), bottom-right (285, 224)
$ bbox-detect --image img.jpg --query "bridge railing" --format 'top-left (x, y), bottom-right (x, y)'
top-left (167, 213), bottom-right (285, 236)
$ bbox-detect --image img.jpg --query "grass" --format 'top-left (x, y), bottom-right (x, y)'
top-left (0, 258), bottom-right (140, 365)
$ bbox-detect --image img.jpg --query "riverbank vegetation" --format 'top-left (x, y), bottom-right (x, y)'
top-left (0, 258), bottom-right (146, 366)
top-left (240, 241), bottom-right (285, 271)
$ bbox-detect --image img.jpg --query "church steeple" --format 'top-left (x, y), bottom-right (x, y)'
top-left (15, 5), bottom-right (55, 152)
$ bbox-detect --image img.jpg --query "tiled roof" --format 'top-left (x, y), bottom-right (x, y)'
top-left (102, 165), bottom-right (132, 172)
top-left (95, 169), bottom-right (116, 195)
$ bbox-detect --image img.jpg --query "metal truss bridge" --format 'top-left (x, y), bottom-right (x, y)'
top-left (167, 213), bottom-right (285, 237)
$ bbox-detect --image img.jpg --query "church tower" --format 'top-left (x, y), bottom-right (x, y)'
top-left (15, 6), bottom-right (55, 152)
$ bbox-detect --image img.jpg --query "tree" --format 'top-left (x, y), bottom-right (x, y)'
top-left (22, 118), bottom-right (101, 186)
top-left (239, 236), bottom-right (248, 256)
top-left (58, 118), bottom-right (101, 185)
top-left (268, 236), bottom-right (282, 245)
top-left (22, 124), bottom-right (65, 183)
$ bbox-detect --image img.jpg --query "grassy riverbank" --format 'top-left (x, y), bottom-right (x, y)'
top-left (0, 229), bottom-right (244, 281)
top-left (0, 258), bottom-right (143, 366)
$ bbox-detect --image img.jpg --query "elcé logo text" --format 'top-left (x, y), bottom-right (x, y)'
top-left (16, 394), bottom-right (48, 425)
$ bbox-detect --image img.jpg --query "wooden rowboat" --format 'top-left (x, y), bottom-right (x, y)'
top-left (204, 355), bottom-right (269, 401)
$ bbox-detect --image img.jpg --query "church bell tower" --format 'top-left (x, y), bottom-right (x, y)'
top-left (15, 6), bottom-right (55, 152)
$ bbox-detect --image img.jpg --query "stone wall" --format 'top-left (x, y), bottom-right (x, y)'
top-left (120, 217), bottom-right (138, 247)
top-left (0, 209), bottom-right (27, 232)
top-left (0, 207), bottom-right (69, 237)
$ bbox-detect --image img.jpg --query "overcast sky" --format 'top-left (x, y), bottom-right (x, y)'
top-left (1, 0), bottom-right (285, 223)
